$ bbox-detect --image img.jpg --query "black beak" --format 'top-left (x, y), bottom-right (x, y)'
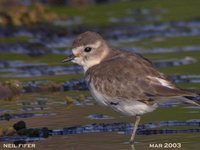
top-left (62, 54), bottom-right (76, 63)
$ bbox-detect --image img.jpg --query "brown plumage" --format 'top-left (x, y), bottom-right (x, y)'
top-left (86, 48), bottom-right (196, 105)
top-left (72, 32), bottom-right (104, 49)
top-left (62, 31), bottom-right (199, 143)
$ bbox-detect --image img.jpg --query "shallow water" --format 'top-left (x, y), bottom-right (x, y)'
top-left (0, 4), bottom-right (200, 149)
top-left (0, 92), bottom-right (200, 150)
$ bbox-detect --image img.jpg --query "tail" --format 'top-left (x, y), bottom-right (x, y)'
top-left (155, 93), bottom-right (200, 106)
top-left (184, 94), bottom-right (200, 106)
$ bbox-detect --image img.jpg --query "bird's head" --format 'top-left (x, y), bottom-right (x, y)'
top-left (62, 31), bottom-right (109, 71)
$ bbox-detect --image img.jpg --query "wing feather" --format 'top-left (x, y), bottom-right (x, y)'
top-left (86, 49), bottom-right (196, 104)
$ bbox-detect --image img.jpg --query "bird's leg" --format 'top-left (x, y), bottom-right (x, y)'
top-left (131, 144), bottom-right (136, 150)
top-left (130, 115), bottom-right (141, 143)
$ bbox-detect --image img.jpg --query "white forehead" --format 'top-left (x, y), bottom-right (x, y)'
top-left (72, 41), bottom-right (101, 52)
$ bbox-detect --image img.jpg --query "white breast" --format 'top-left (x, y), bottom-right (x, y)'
top-left (89, 83), bottom-right (109, 106)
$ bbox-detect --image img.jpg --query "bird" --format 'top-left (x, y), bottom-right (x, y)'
top-left (62, 31), bottom-right (200, 143)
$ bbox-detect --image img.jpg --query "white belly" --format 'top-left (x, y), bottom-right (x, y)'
top-left (113, 100), bottom-right (158, 116)
top-left (89, 83), bottom-right (158, 116)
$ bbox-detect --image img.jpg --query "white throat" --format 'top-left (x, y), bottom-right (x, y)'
top-left (83, 59), bottom-right (101, 72)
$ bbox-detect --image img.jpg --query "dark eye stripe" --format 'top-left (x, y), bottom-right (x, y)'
top-left (84, 47), bottom-right (92, 52)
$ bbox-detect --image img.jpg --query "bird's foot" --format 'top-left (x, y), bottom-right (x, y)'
top-left (129, 140), bottom-right (135, 145)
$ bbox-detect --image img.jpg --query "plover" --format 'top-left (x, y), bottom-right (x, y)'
top-left (62, 31), bottom-right (200, 143)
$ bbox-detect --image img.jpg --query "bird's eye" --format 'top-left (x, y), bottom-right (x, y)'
top-left (84, 47), bottom-right (92, 52)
